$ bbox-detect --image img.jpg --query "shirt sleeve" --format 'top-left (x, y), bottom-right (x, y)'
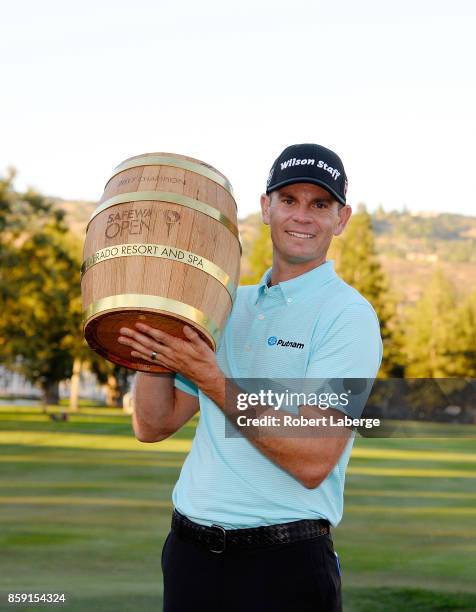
top-left (174, 373), bottom-right (199, 397)
top-left (305, 302), bottom-right (383, 417)
top-left (308, 302), bottom-right (383, 378)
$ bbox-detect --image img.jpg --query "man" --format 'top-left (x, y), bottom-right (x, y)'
top-left (118, 143), bottom-right (383, 612)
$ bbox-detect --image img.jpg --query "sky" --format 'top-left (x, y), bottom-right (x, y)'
top-left (1, 0), bottom-right (475, 218)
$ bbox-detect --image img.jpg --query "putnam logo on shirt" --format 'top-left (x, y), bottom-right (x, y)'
top-left (267, 336), bottom-right (304, 349)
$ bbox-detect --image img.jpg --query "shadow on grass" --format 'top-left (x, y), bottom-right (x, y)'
top-left (345, 586), bottom-right (476, 612)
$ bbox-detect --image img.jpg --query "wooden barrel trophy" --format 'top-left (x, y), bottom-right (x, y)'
top-left (81, 152), bottom-right (241, 373)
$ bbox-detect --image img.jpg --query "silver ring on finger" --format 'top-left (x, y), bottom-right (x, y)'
top-left (151, 351), bottom-right (158, 360)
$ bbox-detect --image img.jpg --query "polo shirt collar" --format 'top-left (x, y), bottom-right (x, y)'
top-left (254, 260), bottom-right (336, 304)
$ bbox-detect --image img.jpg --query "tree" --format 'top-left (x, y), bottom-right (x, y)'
top-left (0, 171), bottom-right (136, 408)
top-left (329, 205), bottom-right (403, 377)
top-left (402, 268), bottom-right (473, 377)
top-left (90, 360), bottom-right (133, 408)
top-left (240, 223), bottom-right (272, 285)
top-left (1, 218), bottom-right (81, 404)
top-left (0, 173), bottom-right (81, 405)
top-left (451, 293), bottom-right (476, 377)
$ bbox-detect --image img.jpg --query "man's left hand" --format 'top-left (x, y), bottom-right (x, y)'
top-left (118, 322), bottom-right (221, 387)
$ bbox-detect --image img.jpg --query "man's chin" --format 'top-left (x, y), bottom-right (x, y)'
top-left (283, 253), bottom-right (323, 266)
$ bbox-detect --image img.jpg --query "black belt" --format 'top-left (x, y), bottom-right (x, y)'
top-left (171, 509), bottom-right (330, 554)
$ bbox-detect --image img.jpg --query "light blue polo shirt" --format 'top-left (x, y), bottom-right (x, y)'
top-left (172, 260), bottom-right (382, 528)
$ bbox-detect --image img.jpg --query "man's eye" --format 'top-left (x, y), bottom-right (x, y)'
top-left (313, 201), bottom-right (328, 209)
top-left (282, 199), bottom-right (294, 205)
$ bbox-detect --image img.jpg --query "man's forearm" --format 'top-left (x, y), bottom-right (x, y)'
top-left (199, 373), bottom-right (351, 488)
top-left (133, 372), bottom-right (175, 442)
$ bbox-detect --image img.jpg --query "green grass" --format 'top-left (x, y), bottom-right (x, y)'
top-left (0, 405), bottom-right (475, 611)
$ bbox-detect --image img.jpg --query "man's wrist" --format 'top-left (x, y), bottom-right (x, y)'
top-left (196, 365), bottom-right (225, 406)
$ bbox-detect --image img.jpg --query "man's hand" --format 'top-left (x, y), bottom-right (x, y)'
top-left (118, 322), bottom-right (222, 390)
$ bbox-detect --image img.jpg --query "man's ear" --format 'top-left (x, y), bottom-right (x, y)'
top-left (260, 193), bottom-right (271, 225)
top-left (334, 204), bottom-right (352, 236)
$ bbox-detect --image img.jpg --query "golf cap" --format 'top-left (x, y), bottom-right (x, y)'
top-left (266, 143), bottom-right (348, 205)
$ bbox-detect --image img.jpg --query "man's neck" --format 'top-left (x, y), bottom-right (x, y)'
top-left (268, 257), bottom-right (327, 287)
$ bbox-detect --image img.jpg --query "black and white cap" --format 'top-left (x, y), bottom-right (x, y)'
top-left (266, 143), bottom-right (348, 205)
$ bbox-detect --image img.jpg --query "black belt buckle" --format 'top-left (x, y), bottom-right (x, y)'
top-left (209, 524), bottom-right (226, 553)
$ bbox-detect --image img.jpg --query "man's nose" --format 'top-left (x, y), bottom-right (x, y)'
top-left (291, 206), bottom-right (313, 224)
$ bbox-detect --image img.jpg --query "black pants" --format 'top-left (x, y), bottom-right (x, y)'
top-left (161, 524), bottom-right (342, 612)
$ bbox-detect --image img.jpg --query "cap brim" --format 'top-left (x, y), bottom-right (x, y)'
top-left (266, 177), bottom-right (346, 205)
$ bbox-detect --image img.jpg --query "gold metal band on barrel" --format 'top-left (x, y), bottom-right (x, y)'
top-left (82, 294), bottom-right (221, 349)
top-left (106, 155), bottom-right (235, 199)
top-left (87, 191), bottom-right (240, 242)
top-left (81, 243), bottom-right (236, 302)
